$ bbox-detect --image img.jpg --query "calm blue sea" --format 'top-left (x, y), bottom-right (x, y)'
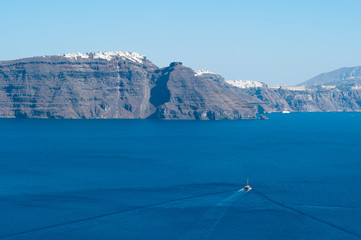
top-left (1, 113), bottom-right (361, 240)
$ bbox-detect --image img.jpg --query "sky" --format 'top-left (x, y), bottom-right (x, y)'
top-left (1, 0), bottom-right (361, 85)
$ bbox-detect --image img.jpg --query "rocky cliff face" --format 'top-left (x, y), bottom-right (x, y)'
top-left (0, 52), bottom-right (259, 119)
top-left (0, 53), bottom-right (158, 118)
top-left (149, 63), bottom-right (260, 120)
top-left (246, 65), bottom-right (361, 113)
top-left (2, 52), bottom-right (361, 119)
top-left (240, 86), bottom-right (361, 113)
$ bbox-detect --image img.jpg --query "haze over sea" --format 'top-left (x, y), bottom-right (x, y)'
top-left (1, 113), bottom-right (361, 239)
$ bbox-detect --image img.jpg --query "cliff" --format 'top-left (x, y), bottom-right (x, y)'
top-left (244, 87), bottom-right (361, 113)
top-left (150, 63), bottom-right (259, 120)
top-left (2, 52), bottom-right (361, 120)
top-left (0, 52), bottom-right (259, 119)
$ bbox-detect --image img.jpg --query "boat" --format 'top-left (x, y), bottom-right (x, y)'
top-left (243, 179), bottom-right (252, 191)
top-left (282, 110), bottom-right (291, 114)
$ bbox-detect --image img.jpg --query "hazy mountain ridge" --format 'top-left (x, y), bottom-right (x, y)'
top-left (299, 66), bottom-right (361, 87)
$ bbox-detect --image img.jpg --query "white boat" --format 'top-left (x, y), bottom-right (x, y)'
top-left (282, 110), bottom-right (291, 114)
top-left (243, 179), bottom-right (252, 191)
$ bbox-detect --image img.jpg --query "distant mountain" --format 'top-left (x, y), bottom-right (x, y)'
top-left (299, 66), bottom-right (361, 86)
top-left (0, 52), bottom-right (259, 119)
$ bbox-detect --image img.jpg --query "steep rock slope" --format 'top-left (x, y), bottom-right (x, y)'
top-left (150, 63), bottom-right (260, 120)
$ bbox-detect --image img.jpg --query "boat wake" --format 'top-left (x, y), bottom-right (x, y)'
top-left (183, 190), bottom-right (247, 240)
top-left (291, 203), bottom-right (360, 210)
top-left (238, 188), bottom-right (252, 192)
top-left (0, 188), bottom-right (235, 240)
top-left (253, 189), bottom-right (361, 239)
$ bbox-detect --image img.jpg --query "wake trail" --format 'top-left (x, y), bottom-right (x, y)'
top-left (0, 189), bottom-right (235, 239)
top-left (183, 189), bottom-right (246, 240)
top-left (291, 203), bottom-right (360, 209)
top-left (252, 189), bottom-right (361, 239)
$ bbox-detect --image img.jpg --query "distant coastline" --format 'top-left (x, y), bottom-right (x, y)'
top-left (1, 52), bottom-right (361, 120)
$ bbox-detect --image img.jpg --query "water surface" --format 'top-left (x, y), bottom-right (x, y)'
top-left (0, 113), bottom-right (361, 239)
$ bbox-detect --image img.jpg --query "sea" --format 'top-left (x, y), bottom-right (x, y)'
top-left (0, 113), bottom-right (361, 240)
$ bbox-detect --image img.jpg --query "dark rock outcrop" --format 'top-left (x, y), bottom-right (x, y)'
top-left (149, 63), bottom-right (260, 120)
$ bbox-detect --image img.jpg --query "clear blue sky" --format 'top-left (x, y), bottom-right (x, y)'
top-left (1, 0), bottom-right (361, 85)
